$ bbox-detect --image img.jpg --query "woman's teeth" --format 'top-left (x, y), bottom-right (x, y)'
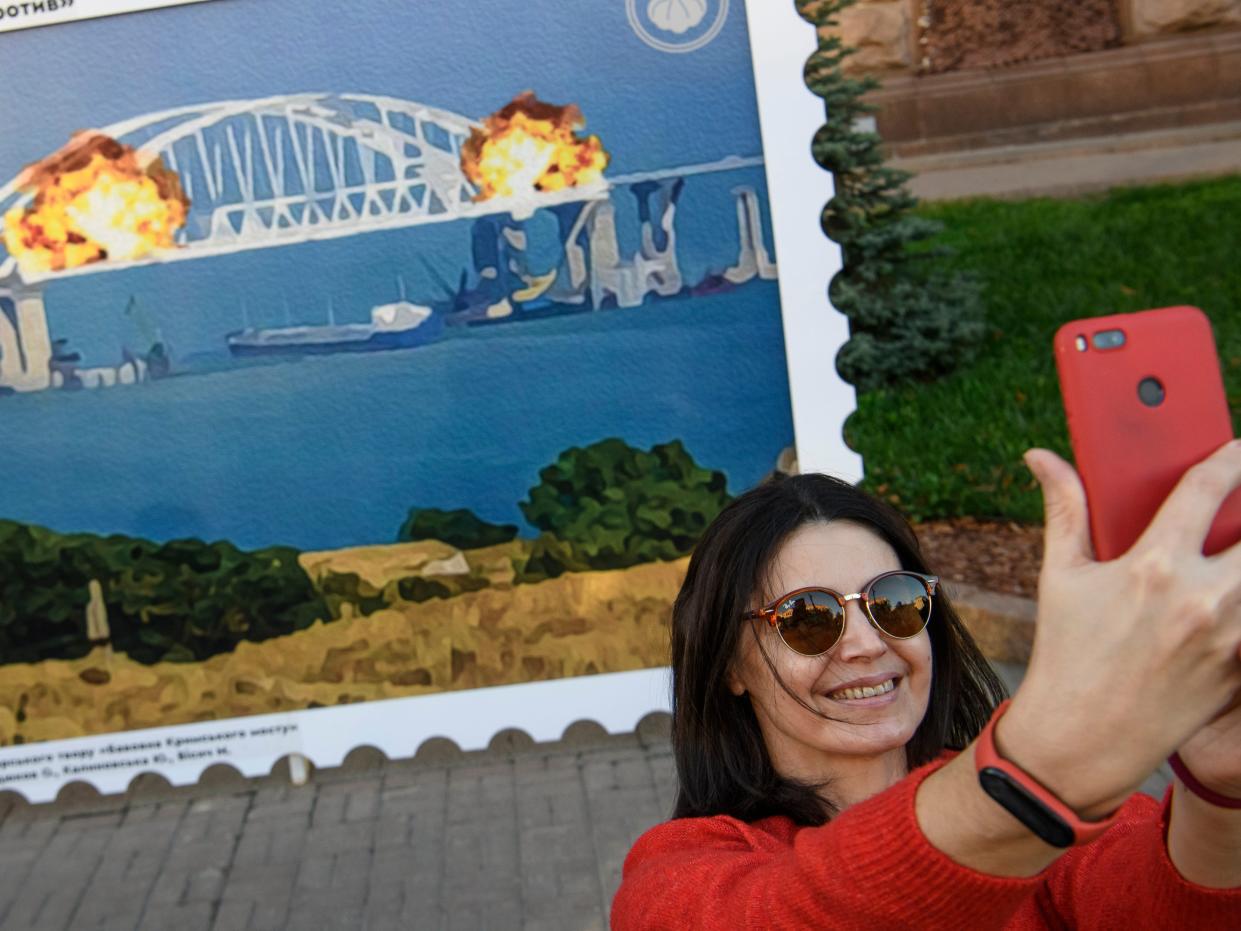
top-left (829, 678), bottom-right (896, 701)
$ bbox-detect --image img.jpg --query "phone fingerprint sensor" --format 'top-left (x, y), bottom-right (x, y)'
top-left (1138, 377), bottom-right (1165, 407)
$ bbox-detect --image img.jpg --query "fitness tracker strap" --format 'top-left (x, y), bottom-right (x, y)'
top-left (975, 700), bottom-right (1123, 848)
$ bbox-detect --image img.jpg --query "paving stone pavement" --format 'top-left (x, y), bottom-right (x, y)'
top-left (0, 664), bottom-right (1174, 931)
top-left (0, 720), bottom-right (676, 931)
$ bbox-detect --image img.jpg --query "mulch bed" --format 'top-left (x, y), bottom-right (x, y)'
top-left (912, 518), bottom-right (1044, 599)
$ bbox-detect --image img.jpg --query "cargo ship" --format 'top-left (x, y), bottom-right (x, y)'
top-left (226, 297), bottom-right (442, 357)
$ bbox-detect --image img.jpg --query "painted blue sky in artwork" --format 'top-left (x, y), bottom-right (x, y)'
top-left (0, 0), bottom-right (763, 180)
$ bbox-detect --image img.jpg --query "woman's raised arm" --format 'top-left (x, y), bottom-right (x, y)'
top-left (919, 442), bottom-right (1241, 881)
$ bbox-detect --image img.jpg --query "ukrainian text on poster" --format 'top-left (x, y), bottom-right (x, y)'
top-left (0, 0), bottom-right (218, 34)
top-left (0, 720), bottom-right (301, 794)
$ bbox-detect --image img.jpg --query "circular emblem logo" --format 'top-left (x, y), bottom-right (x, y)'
top-left (627, 0), bottom-right (730, 54)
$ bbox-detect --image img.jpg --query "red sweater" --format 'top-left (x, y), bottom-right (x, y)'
top-left (612, 756), bottom-right (1241, 929)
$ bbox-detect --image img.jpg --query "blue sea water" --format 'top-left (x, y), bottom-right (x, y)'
top-left (0, 153), bottom-right (797, 553)
top-left (0, 279), bottom-right (794, 551)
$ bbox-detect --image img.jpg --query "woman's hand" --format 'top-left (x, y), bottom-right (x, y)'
top-left (918, 441), bottom-right (1241, 881)
top-left (999, 441), bottom-right (1241, 820)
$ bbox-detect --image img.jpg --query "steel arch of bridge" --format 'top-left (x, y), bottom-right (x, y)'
top-left (0, 92), bottom-right (606, 283)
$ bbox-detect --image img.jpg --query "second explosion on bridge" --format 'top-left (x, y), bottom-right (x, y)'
top-left (461, 92), bottom-right (610, 201)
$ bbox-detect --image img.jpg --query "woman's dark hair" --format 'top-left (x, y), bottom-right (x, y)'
top-left (670, 472), bottom-right (1006, 826)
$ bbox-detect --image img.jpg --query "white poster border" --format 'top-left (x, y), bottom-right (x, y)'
top-left (746, 0), bottom-right (861, 481)
top-left (0, 668), bottom-right (674, 804)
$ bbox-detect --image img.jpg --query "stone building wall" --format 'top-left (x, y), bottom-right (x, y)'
top-left (920, 1), bottom-right (1122, 73)
top-left (831, 0), bottom-right (1241, 75)
top-left (1131, 0), bottom-right (1241, 36)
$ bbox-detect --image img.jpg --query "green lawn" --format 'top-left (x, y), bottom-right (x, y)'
top-left (846, 174), bottom-right (1241, 524)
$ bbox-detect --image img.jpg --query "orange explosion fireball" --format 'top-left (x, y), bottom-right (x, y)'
top-left (3, 131), bottom-right (190, 275)
top-left (461, 92), bottom-right (610, 201)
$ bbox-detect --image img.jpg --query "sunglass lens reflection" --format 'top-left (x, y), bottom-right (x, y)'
top-left (775, 591), bottom-right (844, 655)
top-left (868, 574), bottom-right (931, 638)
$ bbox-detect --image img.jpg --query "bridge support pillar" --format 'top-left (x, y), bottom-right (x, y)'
top-left (585, 178), bottom-right (687, 309)
top-left (548, 202), bottom-right (596, 305)
top-left (633, 178), bottom-right (684, 299)
top-left (726, 186), bottom-right (778, 284)
top-left (0, 280), bottom-right (52, 392)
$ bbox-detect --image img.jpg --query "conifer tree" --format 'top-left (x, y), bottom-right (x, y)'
top-left (802, 0), bottom-right (984, 392)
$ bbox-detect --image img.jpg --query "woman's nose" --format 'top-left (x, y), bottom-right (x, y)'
top-left (834, 601), bottom-right (887, 661)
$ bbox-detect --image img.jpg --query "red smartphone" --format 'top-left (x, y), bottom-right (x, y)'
top-left (1054, 305), bottom-right (1241, 560)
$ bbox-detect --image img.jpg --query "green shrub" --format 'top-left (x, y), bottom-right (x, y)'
top-left (518, 438), bottom-right (731, 579)
top-left (318, 570), bottom-right (491, 614)
top-left (318, 571), bottom-right (388, 618)
top-left (0, 520), bottom-right (326, 665)
top-left (395, 576), bottom-right (452, 603)
top-left (397, 507), bottom-right (518, 549)
top-left (0, 521), bottom-right (98, 664)
top-left (393, 574), bottom-right (488, 603)
top-left (514, 534), bottom-right (590, 584)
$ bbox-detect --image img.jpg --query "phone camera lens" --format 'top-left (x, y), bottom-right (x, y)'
top-left (1092, 329), bottom-right (1127, 351)
top-left (1138, 376), bottom-right (1165, 407)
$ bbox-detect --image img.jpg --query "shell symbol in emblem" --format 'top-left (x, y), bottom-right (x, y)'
top-left (627, 0), bottom-right (730, 53)
top-left (647, 0), bottom-right (707, 35)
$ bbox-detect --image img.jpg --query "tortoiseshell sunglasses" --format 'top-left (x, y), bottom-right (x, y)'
top-left (741, 571), bottom-right (939, 657)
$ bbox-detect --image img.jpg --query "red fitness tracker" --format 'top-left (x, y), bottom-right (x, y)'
top-left (975, 700), bottom-right (1123, 848)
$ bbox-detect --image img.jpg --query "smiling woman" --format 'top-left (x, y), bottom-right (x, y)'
top-left (612, 445), bottom-right (1241, 928)
top-left (661, 472), bottom-right (1000, 827)
top-left (727, 524), bottom-right (937, 805)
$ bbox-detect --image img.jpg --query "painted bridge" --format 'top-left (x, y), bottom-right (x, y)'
top-left (0, 92), bottom-right (770, 391)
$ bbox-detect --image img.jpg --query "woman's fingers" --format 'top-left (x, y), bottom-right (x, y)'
top-left (1025, 448), bottom-right (1093, 570)
top-left (1209, 497), bottom-right (1241, 578)
top-left (1137, 440), bottom-right (1241, 556)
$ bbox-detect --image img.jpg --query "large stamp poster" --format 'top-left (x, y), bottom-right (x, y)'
top-left (0, 0), bottom-right (856, 800)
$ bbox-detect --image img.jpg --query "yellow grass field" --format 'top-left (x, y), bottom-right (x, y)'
top-left (0, 544), bottom-right (687, 746)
